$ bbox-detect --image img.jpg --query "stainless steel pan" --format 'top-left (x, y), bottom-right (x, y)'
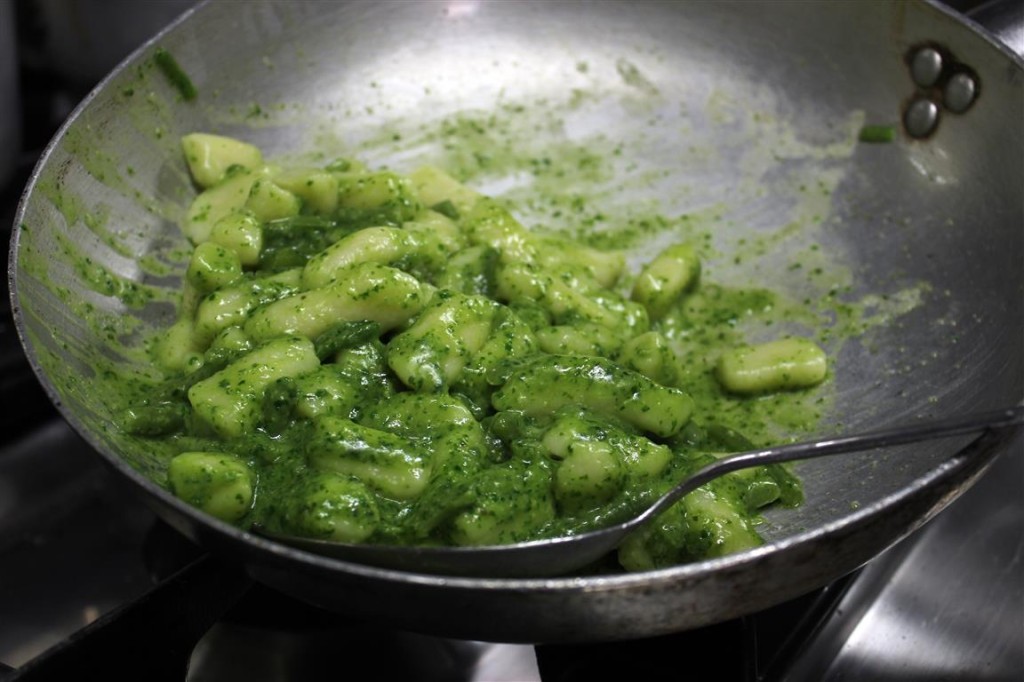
top-left (8, 0), bottom-right (1023, 642)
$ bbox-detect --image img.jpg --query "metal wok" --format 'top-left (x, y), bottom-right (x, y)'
top-left (8, 0), bottom-right (1023, 642)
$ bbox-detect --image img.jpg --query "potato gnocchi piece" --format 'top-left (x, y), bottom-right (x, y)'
top-left (188, 335), bottom-right (319, 438)
top-left (244, 263), bottom-right (433, 342)
top-left (716, 337), bottom-right (827, 395)
top-left (308, 415), bottom-right (429, 501)
top-left (167, 451), bottom-right (255, 523)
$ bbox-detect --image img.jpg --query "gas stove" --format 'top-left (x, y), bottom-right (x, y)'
top-left (1, 1), bottom-right (1021, 679)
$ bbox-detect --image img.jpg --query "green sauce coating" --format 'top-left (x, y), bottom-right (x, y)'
top-left (125, 134), bottom-right (834, 573)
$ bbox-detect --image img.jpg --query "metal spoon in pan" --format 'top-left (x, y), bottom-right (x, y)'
top-left (259, 405), bottom-right (1024, 579)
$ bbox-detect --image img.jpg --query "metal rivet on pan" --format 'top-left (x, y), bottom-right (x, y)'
top-left (904, 97), bottom-right (940, 138)
top-left (943, 72), bottom-right (978, 113)
top-left (910, 47), bottom-right (943, 87)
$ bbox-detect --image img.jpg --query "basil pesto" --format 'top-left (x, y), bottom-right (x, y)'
top-left (125, 133), bottom-right (833, 573)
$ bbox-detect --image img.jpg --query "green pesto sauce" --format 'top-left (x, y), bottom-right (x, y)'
top-left (16, 70), bottom-right (929, 573)
top-left (95, 146), bottom-right (835, 570)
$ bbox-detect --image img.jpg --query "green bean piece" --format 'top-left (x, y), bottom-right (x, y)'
top-left (766, 463), bottom-right (803, 507)
top-left (703, 424), bottom-right (803, 511)
top-left (259, 216), bottom-right (352, 272)
top-left (314, 321), bottom-right (382, 361)
top-left (858, 124), bottom-right (896, 143)
top-left (683, 420), bottom-right (710, 445)
top-left (122, 402), bottom-right (187, 436)
top-left (167, 354), bottom-right (233, 401)
top-left (704, 423), bottom-right (756, 451)
top-left (154, 47), bottom-right (197, 101)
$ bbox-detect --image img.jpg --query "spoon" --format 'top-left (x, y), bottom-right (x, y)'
top-left (259, 405), bottom-right (1024, 578)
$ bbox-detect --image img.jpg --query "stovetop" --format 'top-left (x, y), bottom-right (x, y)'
top-left (1, 1), bottom-right (1021, 679)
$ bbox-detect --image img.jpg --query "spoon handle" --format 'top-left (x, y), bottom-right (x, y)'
top-left (634, 405), bottom-right (1024, 529)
